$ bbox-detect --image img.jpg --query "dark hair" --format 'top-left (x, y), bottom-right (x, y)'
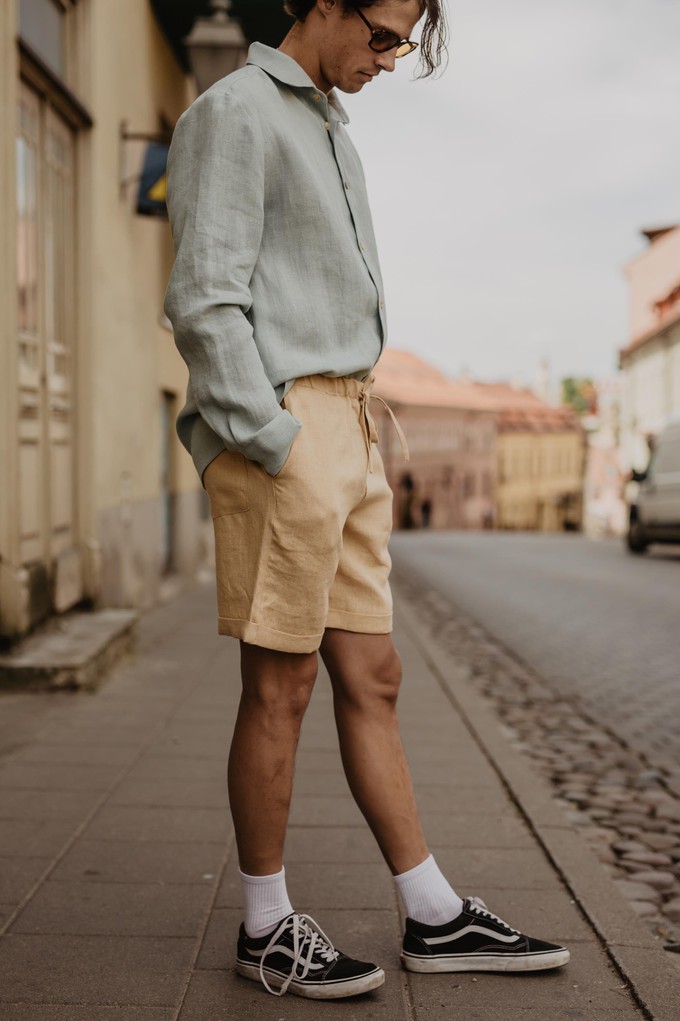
top-left (282, 0), bottom-right (449, 78)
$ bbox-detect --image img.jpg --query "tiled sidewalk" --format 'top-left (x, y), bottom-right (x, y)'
top-left (0, 580), bottom-right (651, 1019)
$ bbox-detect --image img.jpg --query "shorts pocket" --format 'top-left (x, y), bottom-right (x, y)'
top-left (202, 450), bottom-right (249, 518)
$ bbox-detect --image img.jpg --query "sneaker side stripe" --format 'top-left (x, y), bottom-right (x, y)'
top-left (246, 944), bottom-right (325, 970)
top-left (423, 924), bottom-right (520, 947)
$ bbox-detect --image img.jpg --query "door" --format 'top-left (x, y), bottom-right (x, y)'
top-left (16, 80), bottom-right (80, 614)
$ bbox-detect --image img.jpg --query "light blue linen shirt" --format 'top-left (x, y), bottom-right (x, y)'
top-left (164, 42), bottom-right (386, 483)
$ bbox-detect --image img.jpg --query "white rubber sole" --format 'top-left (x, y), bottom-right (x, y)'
top-left (235, 961), bottom-right (386, 999)
top-left (401, 948), bottom-right (571, 973)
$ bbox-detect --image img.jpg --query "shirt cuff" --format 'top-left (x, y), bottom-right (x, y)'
top-left (245, 409), bottom-right (301, 477)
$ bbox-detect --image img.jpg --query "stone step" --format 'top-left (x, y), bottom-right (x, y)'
top-left (0, 609), bottom-right (138, 690)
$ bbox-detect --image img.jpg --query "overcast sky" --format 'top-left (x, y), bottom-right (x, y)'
top-left (342, 0), bottom-right (680, 395)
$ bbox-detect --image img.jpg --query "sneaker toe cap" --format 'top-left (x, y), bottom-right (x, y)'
top-left (525, 935), bottom-right (567, 955)
top-left (330, 955), bottom-right (381, 980)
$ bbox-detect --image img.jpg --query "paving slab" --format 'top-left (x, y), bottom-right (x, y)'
top-left (8, 743), bottom-right (139, 767)
top-left (12, 880), bottom-right (215, 937)
top-left (0, 789), bottom-right (102, 822)
top-left (418, 809), bottom-right (534, 848)
top-left (50, 838), bottom-right (227, 885)
top-left (0, 934), bottom-right (194, 1005)
top-left (410, 782), bottom-right (513, 816)
top-left (284, 826), bottom-right (384, 864)
top-left (288, 795), bottom-right (366, 828)
top-left (0, 856), bottom-right (50, 904)
top-left (83, 805), bottom-right (231, 844)
top-left (177, 968), bottom-right (403, 1021)
top-left (0, 820), bottom-right (74, 858)
top-left (108, 777), bottom-right (228, 808)
top-left (0, 1008), bottom-right (175, 1021)
top-left (0, 761), bottom-right (122, 791)
top-left (129, 754), bottom-right (229, 782)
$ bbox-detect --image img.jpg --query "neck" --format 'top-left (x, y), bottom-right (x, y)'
top-left (278, 22), bottom-right (331, 93)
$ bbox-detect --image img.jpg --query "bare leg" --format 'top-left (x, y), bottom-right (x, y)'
top-left (229, 642), bottom-right (318, 875)
top-left (320, 629), bottom-right (428, 875)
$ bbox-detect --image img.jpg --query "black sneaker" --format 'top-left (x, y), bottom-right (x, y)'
top-left (236, 912), bottom-right (385, 998)
top-left (401, 896), bottom-right (570, 973)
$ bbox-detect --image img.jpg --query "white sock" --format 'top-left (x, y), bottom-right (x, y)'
top-left (240, 866), bottom-right (294, 938)
top-left (394, 854), bottom-right (464, 926)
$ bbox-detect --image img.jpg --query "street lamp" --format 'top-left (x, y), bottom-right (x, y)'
top-left (183, 0), bottom-right (248, 95)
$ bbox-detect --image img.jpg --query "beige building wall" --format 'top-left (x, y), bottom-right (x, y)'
top-left (86, 0), bottom-right (202, 609)
top-left (0, 0), bottom-right (207, 640)
top-left (497, 429), bottom-right (585, 531)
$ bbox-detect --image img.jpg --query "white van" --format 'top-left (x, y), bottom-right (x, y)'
top-left (627, 418), bottom-right (680, 553)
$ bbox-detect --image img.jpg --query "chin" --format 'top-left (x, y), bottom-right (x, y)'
top-left (337, 79), bottom-right (364, 95)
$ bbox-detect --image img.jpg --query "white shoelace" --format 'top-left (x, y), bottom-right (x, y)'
top-left (259, 912), bottom-right (340, 997)
top-left (467, 896), bottom-right (519, 934)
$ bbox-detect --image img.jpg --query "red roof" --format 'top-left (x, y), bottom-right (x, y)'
top-left (373, 349), bottom-right (581, 433)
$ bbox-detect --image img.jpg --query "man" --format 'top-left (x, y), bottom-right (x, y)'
top-left (164, 0), bottom-right (569, 1000)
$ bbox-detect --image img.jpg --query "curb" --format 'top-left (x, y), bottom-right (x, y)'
top-left (393, 586), bottom-right (680, 1021)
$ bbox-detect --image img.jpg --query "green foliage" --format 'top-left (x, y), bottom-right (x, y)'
top-left (561, 377), bottom-right (598, 416)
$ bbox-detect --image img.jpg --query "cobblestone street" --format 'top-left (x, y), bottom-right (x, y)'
top-left (391, 532), bottom-right (680, 788)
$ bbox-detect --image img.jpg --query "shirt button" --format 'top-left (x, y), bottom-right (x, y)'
top-left (324, 121), bottom-right (330, 130)
top-left (343, 181), bottom-right (349, 190)
top-left (359, 242), bottom-right (366, 251)
top-left (379, 301), bottom-right (385, 310)
top-left (313, 93), bottom-right (321, 102)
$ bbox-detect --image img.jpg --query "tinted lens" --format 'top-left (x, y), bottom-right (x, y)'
top-left (395, 41), bottom-right (418, 58)
top-left (369, 30), bottom-right (401, 52)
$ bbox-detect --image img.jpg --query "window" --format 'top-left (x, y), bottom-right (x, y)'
top-left (20, 0), bottom-right (69, 78)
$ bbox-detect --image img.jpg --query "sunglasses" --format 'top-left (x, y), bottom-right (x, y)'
top-left (352, 5), bottom-right (419, 58)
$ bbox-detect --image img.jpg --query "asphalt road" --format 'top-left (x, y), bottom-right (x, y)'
top-left (390, 531), bottom-right (680, 782)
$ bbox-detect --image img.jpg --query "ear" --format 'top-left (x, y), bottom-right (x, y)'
top-left (316, 0), bottom-right (338, 20)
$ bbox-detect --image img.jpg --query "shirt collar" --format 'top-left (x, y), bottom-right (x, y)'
top-left (247, 42), bottom-right (350, 125)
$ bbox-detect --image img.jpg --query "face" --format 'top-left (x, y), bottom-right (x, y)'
top-left (317, 0), bottom-right (422, 95)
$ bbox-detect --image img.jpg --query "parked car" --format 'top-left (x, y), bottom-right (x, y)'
top-left (627, 419), bottom-right (680, 553)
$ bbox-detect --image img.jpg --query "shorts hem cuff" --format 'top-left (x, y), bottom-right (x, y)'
top-left (324, 609), bottom-right (393, 634)
top-left (217, 616), bottom-right (323, 654)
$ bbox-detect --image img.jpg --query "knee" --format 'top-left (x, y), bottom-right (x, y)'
top-left (241, 650), bottom-right (317, 721)
top-left (336, 646), bottom-right (402, 710)
top-left (372, 646), bottom-right (402, 705)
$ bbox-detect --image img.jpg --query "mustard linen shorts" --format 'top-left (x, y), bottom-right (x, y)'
top-left (202, 374), bottom-right (395, 653)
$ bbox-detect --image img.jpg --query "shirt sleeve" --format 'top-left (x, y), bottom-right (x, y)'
top-left (163, 85), bottom-right (300, 476)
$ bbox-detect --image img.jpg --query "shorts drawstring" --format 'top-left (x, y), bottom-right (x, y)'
top-left (358, 380), bottom-right (410, 473)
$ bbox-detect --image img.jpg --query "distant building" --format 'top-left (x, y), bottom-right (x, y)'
top-left (473, 383), bottom-right (585, 532)
top-left (372, 350), bottom-right (498, 530)
top-left (372, 350), bottom-right (585, 532)
top-left (619, 225), bottom-right (680, 473)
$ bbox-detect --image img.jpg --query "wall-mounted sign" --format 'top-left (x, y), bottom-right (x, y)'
top-left (136, 143), bottom-right (169, 218)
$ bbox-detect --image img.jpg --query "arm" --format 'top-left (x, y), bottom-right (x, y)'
top-left (164, 86), bottom-right (300, 476)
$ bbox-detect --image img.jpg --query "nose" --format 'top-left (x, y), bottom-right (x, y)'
top-left (375, 50), bottom-right (397, 73)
